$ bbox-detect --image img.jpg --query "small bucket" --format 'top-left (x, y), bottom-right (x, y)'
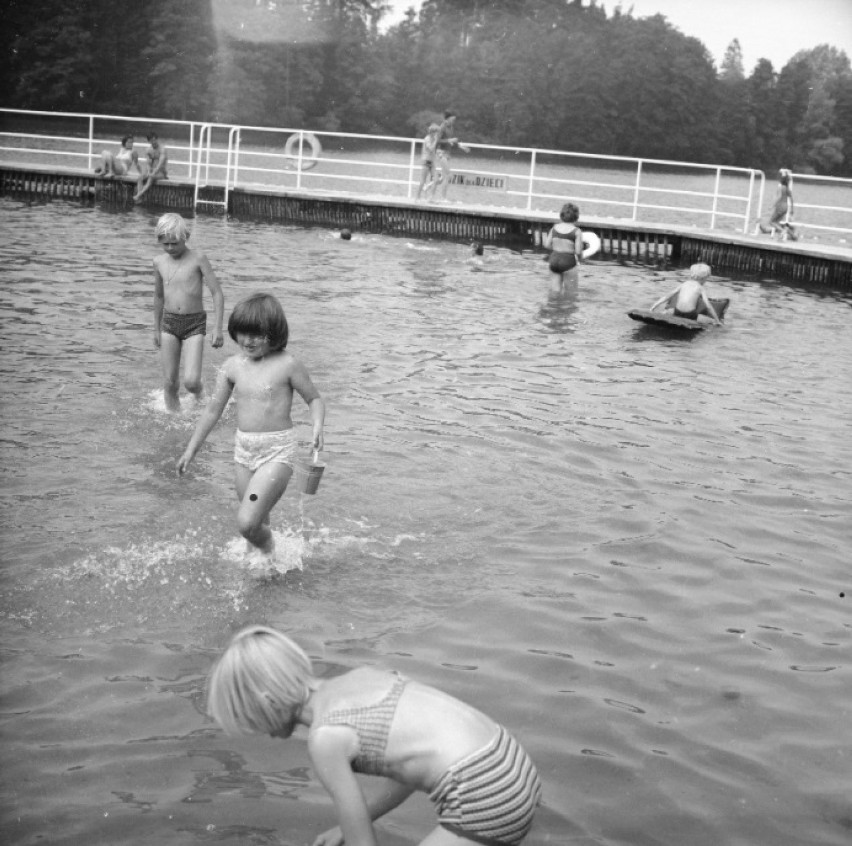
top-left (299, 450), bottom-right (325, 495)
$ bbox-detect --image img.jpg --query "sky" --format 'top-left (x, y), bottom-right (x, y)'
top-left (382, 0), bottom-right (852, 72)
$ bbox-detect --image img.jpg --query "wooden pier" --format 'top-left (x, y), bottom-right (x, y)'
top-left (2, 164), bottom-right (850, 289)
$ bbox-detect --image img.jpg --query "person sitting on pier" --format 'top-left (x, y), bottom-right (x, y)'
top-left (94, 135), bottom-right (140, 178)
top-left (650, 262), bottom-right (723, 324)
top-left (133, 132), bottom-right (169, 202)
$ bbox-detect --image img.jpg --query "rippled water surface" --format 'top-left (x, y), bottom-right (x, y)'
top-left (1, 199), bottom-right (850, 846)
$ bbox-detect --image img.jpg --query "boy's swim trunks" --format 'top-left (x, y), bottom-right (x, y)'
top-left (429, 724), bottom-right (542, 845)
top-left (161, 310), bottom-right (207, 341)
top-left (234, 428), bottom-right (297, 472)
top-left (673, 307), bottom-right (700, 320)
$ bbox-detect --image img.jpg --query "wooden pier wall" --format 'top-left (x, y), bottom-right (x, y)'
top-left (2, 164), bottom-right (850, 289)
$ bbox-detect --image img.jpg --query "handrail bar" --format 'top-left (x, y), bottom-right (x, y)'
top-left (4, 107), bottom-right (851, 240)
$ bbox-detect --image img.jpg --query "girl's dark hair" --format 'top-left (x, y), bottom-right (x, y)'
top-left (121, 134), bottom-right (133, 146)
top-left (228, 293), bottom-right (289, 350)
top-left (559, 202), bottom-right (580, 223)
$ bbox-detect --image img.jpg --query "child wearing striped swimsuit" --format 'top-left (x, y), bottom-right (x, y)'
top-left (207, 626), bottom-right (543, 846)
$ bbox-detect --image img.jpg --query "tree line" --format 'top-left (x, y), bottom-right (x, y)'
top-left (2, 0), bottom-right (850, 176)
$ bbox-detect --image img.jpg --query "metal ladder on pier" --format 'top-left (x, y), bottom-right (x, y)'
top-left (192, 124), bottom-right (240, 213)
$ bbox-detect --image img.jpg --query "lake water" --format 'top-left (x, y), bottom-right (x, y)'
top-left (0, 198), bottom-right (850, 846)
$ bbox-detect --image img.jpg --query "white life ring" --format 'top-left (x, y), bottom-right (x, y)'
top-left (581, 230), bottom-right (601, 259)
top-left (283, 132), bottom-right (321, 170)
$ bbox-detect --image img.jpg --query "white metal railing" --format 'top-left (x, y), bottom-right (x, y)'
top-left (2, 107), bottom-right (851, 241)
top-left (753, 172), bottom-right (852, 236)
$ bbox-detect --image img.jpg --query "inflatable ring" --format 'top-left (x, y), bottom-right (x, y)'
top-left (283, 132), bottom-right (321, 171)
top-left (581, 230), bottom-right (601, 259)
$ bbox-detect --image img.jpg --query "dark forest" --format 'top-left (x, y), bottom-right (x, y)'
top-left (2, 0), bottom-right (850, 175)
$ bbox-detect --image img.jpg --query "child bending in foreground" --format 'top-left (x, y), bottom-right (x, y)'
top-left (177, 294), bottom-right (325, 555)
top-left (153, 213), bottom-right (225, 411)
top-left (543, 202), bottom-right (584, 290)
top-left (207, 625), bottom-right (542, 846)
top-left (651, 262), bottom-right (723, 325)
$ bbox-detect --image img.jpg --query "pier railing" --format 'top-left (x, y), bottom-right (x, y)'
top-left (2, 108), bottom-right (851, 242)
top-left (0, 107), bottom-right (763, 232)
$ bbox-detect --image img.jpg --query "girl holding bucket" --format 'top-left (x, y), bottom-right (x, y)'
top-left (177, 293), bottom-right (325, 556)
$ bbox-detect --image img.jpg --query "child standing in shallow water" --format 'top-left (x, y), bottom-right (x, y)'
top-left (543, 202), bottom-right (584, 290)
top-left (153, 213), bottom-right (224, 411)
top-left (207, 625), bottom-right (542, 846)
top-left (177, 294), bottom-right (325, 556)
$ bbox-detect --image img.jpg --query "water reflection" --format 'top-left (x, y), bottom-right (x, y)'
top-left (537, 284), bottom-right (579, 333)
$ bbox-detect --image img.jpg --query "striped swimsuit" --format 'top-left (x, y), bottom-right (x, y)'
top-left (317, 677), bottom-right (542, 845)
top-left (429, 724), bottom-right (542, 845)
top-left (316, 674), bottom-right (407, 776)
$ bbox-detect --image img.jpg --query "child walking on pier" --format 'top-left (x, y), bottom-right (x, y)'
top-left (207, 624), bottom-right (542, 846)
top-left (152, 213), bottom-right (225, 411)
top-left (177, 294), bottom-right (325, 557)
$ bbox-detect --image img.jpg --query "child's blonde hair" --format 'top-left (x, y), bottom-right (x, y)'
top-left (207, 625), bottom-right (313, 735)
top-left (689, 262), bottom-right (711, 281)
top-left (155, 213), bottom-right (190, 242)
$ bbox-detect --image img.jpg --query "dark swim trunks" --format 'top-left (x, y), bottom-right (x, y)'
top-left (673, 307), bottom-right (701, 320)
top-left (549, 252), bottom-right (577, 273)
top-left (161, 311), bottom-right (206, 341)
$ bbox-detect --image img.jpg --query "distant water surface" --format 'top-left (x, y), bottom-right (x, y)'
top-left (0, 199), bottom-right (850, 846)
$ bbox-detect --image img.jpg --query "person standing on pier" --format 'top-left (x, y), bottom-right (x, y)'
top-left (754, 169), bottom-right (797, 241)
top-left (416, 123), bottom-right (441, 201)
top-left (431, 110), bottom-right (470, 203)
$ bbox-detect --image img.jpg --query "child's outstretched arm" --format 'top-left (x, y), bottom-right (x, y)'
top-left (311, 779), bottom-right (415, 846)
top-left (153, 262), bottom-right (165, 348)
top-left (309, 729), bottom-right (378, 846)
top-left (177, 364), bottom-right (234, 474)
top-left (309, 730), bottom-right (414, 846)
top-left (574, 227), bottom-right (584, 262)
top-left (200, 255), bottom-right (225, 349)
top-left (651, 286), bottom-right (680, 311)
top-left (700, 289), bottom-right (723, 325)
top-left (291, 361), bottom-right (325, 451)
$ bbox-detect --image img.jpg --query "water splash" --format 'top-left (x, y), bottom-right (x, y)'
top-left (222, 529), bottom-right (306, 579)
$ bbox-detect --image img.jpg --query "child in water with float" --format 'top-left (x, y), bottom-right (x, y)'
top-left (650, 262), bottom-right (723, 325)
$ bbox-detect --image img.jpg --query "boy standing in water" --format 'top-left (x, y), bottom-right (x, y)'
top-left (177, 293), bottom-right (325, 556)
top-left (650, 262), bottom-right (723, 324)
top-left (153, 213), bottom-right (225, 411)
